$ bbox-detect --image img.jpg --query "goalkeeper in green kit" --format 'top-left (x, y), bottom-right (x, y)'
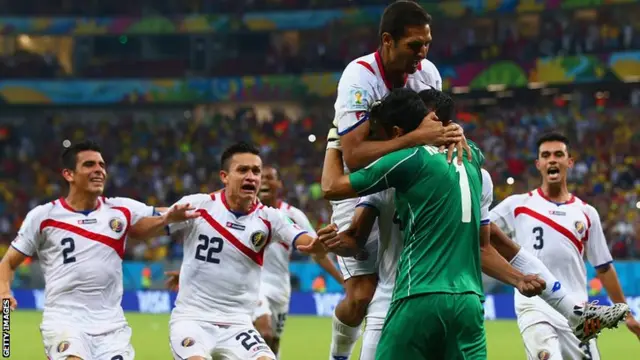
top-left (321, 88), bottom-right (512, 360)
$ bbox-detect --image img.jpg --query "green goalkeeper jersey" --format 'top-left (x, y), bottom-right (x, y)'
top-left (349, 141), bottom-right (485, 302)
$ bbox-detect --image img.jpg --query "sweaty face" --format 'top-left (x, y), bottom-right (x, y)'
top-left (535, 141), bottom-right (573, 184)
top-left (63, 150), bottom-right (107, 195)
top-left (259, 167), bottom-right (281, 203)
top-left (388, 24), bottom-right (432, 74)
top-left (220, 153), bottom-right (262, 203)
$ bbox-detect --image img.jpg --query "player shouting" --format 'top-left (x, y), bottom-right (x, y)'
top-left (490, 132), bottom-right (637, 359)
top-left (0, 140), bottom-right (194, 360)
top-left (323, 2), bottom-right (470, 358)
top-left (152, 142), bottom-right (326, 360)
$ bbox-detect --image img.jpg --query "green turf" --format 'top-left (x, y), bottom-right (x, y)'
top-left (7, 311), bottom-right (637, 359)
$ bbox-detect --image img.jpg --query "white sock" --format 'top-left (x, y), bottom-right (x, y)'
top-left (329, 312), bottom-right (361, 360)
top-left (510, 248), bottom-right (582, 323)
top-left (359, 328), bottom-right (382, 360)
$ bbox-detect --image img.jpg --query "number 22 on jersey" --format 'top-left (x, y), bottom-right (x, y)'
top-left (454, 162), bottom-right (472, 223)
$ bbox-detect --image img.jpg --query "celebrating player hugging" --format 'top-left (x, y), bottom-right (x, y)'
top-left (0, 140), bottom-right (195, 360)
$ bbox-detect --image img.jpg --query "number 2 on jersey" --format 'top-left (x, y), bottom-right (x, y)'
top-left (61, 237), bottom-right (76, 264)
top-left (454, 162), bottom-right (472, 223)
top-left (195, 234), bottom-right (224, 264)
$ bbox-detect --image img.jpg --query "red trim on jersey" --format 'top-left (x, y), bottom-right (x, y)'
top-left (416, 61), bottom-right (422, 71)
top-left (40, 219), bottom-right (127, 259)
top-left (259, 217), bottom-right (273, 247)
top-left (210, 193), bottom-right (216, 200)
top-left (279, 242), bottom-right (290, 251)
top-left (375, 51), bottom-right (407, 90)
top-left (196, 209), bottom-right (265, 266)
top-left (356, 61), bottom-right (375, 75)
top-left (536, 188), bottom-right (575, 205)
top-left (58, 197), bottom-right (101, 214)
top-left (514, 206), bottom-right (583, 253)
top-left (220, 191), bottom-right (258, 216)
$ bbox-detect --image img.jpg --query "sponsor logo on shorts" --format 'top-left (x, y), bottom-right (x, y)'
top-left (181, 337), bottom-right (195, 347)
top-left (251, 231), bottom-right (268, 249)
top-left (537, 350), bottom-right (550, 360)
top-left (57, 341), bottom-right (70, 353)
top-left (574, 221), bottom-right (586, 235)
top-left (109, 218), bottom-right (125, 233)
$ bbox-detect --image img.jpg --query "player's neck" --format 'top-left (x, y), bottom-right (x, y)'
top-left (540, 183), bottom-right (571, 203)
top-left (224, 189), bottom-right (254, 213)
top-left (379, 49), bottom-right (406, 88)
top-left (261, 197), bottom-right (279, 208)
top-left (64, 191), bottom-right (100, 211)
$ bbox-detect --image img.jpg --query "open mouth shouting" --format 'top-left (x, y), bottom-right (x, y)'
top-left (241, 183), bottom-right (257, 194)
top-left (547, 166), bottom-right (561, 181)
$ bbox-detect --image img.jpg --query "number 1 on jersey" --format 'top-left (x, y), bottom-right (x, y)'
top-left (454, 162), bottom-right (472, 223)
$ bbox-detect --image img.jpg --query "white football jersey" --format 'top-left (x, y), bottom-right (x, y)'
top-left (11, 196), bottom-right (154, 334)
top-left (333, 51), bottom-right (442, 140)
top-left (169, 192), bottom-right (308, 325)
top-left (489, 188), bottom-right (612, 327)
top-left (260, 201), bottom-right (317, 305)
top-left (358, 169), bottom-right (493, 318)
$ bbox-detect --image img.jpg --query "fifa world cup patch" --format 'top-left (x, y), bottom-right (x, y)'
top-left (109, 217), bottom-right (125, 233)
top-left (574, 221), bottom-right (586, 236)
top-left (348, 88), bottom-right (369, 110)
top-left (251, 231), bottom-right (268, 249)
top-left (537, 350), bottom-right (550, 360)
top-left (181, 337), bottom-right (195, 347)
top-left (57, 341), bottom-right (70, 353)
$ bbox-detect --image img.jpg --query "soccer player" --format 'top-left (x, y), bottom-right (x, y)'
top-left (160, 142), bottom-right (326, 360)
top-left (324, 2), bottom-right (470, 357)
top-left (0, 140), bottom-right (194, 360)
top-left (252, 165), bottom-right (343, 358)
top-left (490, 132), bottom-right (637, 359)
top-left (320, 88), bottom-right (548, 359)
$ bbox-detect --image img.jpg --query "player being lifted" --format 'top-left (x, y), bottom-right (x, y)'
top-left (143, 142), bottom-right (326, 360)
top-left (320, 88), bottom-right (547, 359)
top-left (490, 132), bottom-right (638, 360)
top-left (0, 140), bottom-right (194, 360)
top-left (324, 2), bottom-right (470, 358)
top-left (321, 89), bottom-right (633, 359)
top-left (251, 165), bottom-right (343, 358)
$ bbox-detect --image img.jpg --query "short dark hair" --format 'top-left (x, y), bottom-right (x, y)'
top-left (418, 88), bottom-right (454, 123)
top-left (61, 140), bottom-right (102, 171)
top-left (220, 142), bottom-right (260, 171)
top-left (536, 132), bottom-right (570, 152)
top-left (370, 88), bottom-right (428, 135)
top-left (379, 1), bottom-right (432, 42)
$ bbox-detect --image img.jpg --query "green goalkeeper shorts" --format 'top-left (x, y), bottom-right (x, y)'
top-left (375, 293), bottom-right (487, 360)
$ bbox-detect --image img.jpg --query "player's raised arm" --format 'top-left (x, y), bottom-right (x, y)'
top-left (129, 196), bottom-right (202, 240)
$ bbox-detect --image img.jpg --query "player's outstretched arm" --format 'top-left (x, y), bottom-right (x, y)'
top-left (321, 148), bottom-right (360, 200)
top-left (0, 247), bottom-right (27, 310)
top-left (479, 225), bottom-right (546, 297)
top-left (293, 233), bottom-right (327, 256)
top-left (317, 206), bottom-right (378, 257)
top-left (129, 203), bottom-right (200, 240)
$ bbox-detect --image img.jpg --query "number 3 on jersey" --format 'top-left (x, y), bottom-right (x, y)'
top-left (532, 226), bottom-right (544, 249)
top-left (454, 162), bottom-right (471, 223)
top-left (195, 234), bottom-right (224, 264)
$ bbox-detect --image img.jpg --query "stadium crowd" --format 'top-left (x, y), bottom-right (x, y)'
top-left (0, 99), bottom-right (639, 261)
top-left (1, 3), bottom-right (637, 78)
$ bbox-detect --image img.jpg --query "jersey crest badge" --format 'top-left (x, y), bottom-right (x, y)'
top-left (348, 88), bottom-right (369, 110)
top-left (181, 337), bottom-right (195, 347)
top-left (57, 341), bottom-right (70, 353)
top-left (574, 221), bottom-right (586, 236)
top-left (251, 231), bottom-right (268, 249)
top-left (109, 218), bottom-right (125, 233)
top-left (537, 350), bottom-right (550, 360)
